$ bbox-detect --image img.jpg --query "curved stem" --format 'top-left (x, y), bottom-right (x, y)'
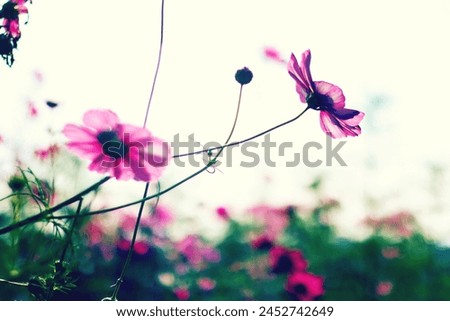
top-left (143, 0), bottom-right (165, 128)
top-left (109, 0), bottom-right (165, 301)
top-left (174, 107), bottom-right (309, 158)
top-left (0, 278), bottom-right (28, 288)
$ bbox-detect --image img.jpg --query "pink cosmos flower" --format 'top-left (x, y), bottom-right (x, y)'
top-left (288, 50), bottom-right (365, 138)
top-left (63, 109), bottom-right (170, 181)
top-left (268, 246), bottom-right (308, 274)
top-left (286, 271), bottom-right (325, 301)
top-left (0, 0), bottom-right (29, 39)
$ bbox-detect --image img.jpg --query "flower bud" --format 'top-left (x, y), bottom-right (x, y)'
top-left (235, 67), bottom-right (253, 85)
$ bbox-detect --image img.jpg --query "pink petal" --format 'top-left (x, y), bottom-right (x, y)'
top-left (117, 124), bottom-right (152, 145)
top-left (319, 110), bottom-right (363, 139)
top-left (63, 124), bottom-right (97, 142)
top-left (66, 142), bottom-right (102, 158)
top-left (82, 109), bottom-right (120, 132)
top-left (288, 54), bottom-right (311, 103)
top-left (314, 81), bottom-right (346, 109)
top-left (333, 108), bottom-right (365, 126)
top-left (288, 51), bottom-right (315, 96)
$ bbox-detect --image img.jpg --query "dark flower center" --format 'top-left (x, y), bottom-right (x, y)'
top-left (0, 2), bottom-right (20, 20)
top-left (293, 284), bottom-right (308, 295)
top-left (273, 254), bottom-right (293, 273)
top-left (306, 92), bottom-right (333, 111)
top-left (97, 130), bottom-right (128, 159)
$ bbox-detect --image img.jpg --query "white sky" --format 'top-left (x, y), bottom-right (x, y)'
top-left (1, 0), bottom-right (449, 242)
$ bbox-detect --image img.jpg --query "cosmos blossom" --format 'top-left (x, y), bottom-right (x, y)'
top-left (268, 246), bottom-right (308, 274)
top-left (286, 271), bottom-right (325, 301)
top-left (63, 109), bottom-right (170, 182)
top-left (0, 0), bottom-right (29, 38)
top-left (288, 50), bottom-right (365, 138)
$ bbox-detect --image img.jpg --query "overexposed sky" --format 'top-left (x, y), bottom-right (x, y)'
top-left (1, 0), bottom-right (449, 241)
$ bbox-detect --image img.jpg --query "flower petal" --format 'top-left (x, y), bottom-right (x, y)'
top-left (314, 81), bottom-right (346, 109)
top-left (63, 124), bottom-right (97, 142)
top-left (319, 110), bottom-right (363, 138)
top-left (82, 109), bottom-right (120, 131)
top-left (288, 53), bottom-right (312, 103)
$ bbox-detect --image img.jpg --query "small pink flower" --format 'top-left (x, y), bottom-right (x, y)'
top-left (27, 101), bottom-right (38, 117)
top-left (376, 281), bottom-right (393, 296)
top-left (216, 206), bottom-right (229, 220)
top-left (175, 235), bottom-right (221, 267)
top-left (197, 278), bottom-right (216, 291)
top-left (63, 109), bottom-right (170, 181)
top-left (250, 235), bottom-right (274, 250)
top-left (174, 287), bottom-right (190, 300)
top-left (288, 50), bottom-right (364, 138)
top-left (269, 246), bottom-right (308, 274)
top-left (286, 271), bottom-right (325, 301)
top-left (263, 46), bottom-right (285, 63)
top-left (35, 144), bottom-right (59, 160)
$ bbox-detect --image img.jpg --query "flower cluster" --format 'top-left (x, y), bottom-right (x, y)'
top-left (364, 211), bottom-right (416, 238)
top-left (0, 0), bottom-right (30, 66)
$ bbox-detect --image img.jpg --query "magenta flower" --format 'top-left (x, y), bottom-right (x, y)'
top-left (288, 50), bottom-right (364, 138)
top-left (268, 246), bottom-right (308, 274)
top-left (173, 287), bottom-right (190, 300)
top-left (0, 0), bottom-right (29, 39)
top-left (63, 109), bottom-right (170, 181)
top-left (286, 271), bottom-right (325, 301)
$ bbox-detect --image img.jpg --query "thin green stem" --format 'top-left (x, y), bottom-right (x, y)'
top-left (108, 0), bottom-right (165, 301)
top-left (0, 278), bottom-right (28, 287)
top-left (59, 198), bottom-right (84, 263)
top-left (0, 176), bottom-right (110, 235)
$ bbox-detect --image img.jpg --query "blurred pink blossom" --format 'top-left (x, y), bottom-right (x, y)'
top-left (376, 281), bottom-right (393, 296)
top-left (382, 247), bottom-right (400, 259)
top-left (286, 271), bottom-right (325, 301)
top-left (263, 46), bottom-right (285, 63)
top-left (288, 50), bottom-right (364, 138)
top-left (35, 144), bottom-right (59, 160)
top-left (215, 206), bottom-right (230, 220)
top-left (364, 211), bottom-right (416, 238)
top-left (248, 205), bottom-right (290, 240)
top-left (197, 278), bottom-right (216, 291)
top-left (27, 101), bottom-right (38, 117)
top-left (268, 246), bottom-right (308, 274)
top-left (175, 235), bottom-right (221, 267)
top-left (173, 287), bottom-right (190, 300)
